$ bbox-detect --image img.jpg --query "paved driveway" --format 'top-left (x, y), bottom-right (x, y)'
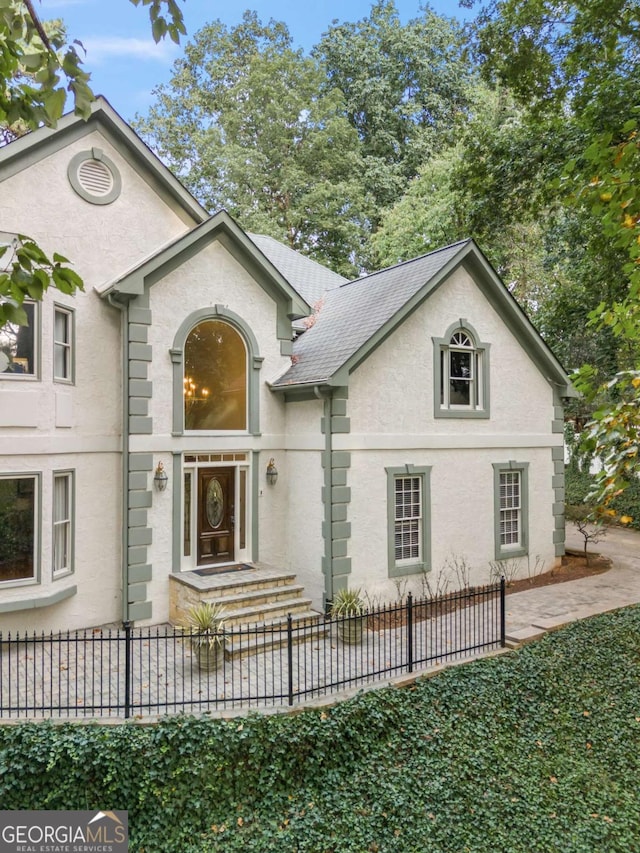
top-left (506, 523), bottom-right (640, 641)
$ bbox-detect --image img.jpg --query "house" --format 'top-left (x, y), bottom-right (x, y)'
top-left (0, 98), bottom-right (576, 634)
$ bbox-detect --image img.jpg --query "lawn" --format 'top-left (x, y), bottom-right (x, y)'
top-left (1, 606), bottom-right (639, 852)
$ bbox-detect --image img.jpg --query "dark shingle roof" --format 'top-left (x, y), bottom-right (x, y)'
top-left (273, 240), bottom-right (471, 387)
top-left (248, 233), bottom-right (348, 306)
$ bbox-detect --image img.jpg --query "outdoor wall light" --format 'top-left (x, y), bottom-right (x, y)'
top-left (154, 461), bottom-right (168, 492)
top-left (266, 458), bottom-right (278, 486)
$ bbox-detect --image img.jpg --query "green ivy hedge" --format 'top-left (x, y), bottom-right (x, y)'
top-left (2, 607), bottom-right (640, 852)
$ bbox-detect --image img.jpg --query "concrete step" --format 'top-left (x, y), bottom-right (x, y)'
top-left (213, 596), bottom-right (314, 628)
top-left (224, 610), bottom-right (328, 658)
top-left (197, 568), bottom-right (298, 599)
top-left (203, 583), bottom-right (306, 612)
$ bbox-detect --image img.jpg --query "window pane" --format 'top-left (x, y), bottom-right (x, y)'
top-left (184, 320), bottom-right (247, 430)
top-left (53, 473), bottom-right (71, 574)
top-left (184, 471), bottom-right (192, 557)
top-left (54, 309), bottom-right (71, 380)
top-left (499, 472), bottom-right (521, 546)
top-left (394, 476), bottom-right (422, 562)
top-left (0, 302), bottom-right (35, 375)
top-left (0, 477), bottom-right (35, 581)
top-left (449, 350), bottom-right (472, 405)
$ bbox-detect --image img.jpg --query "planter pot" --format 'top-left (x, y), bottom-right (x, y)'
top-left (193, 642), bottom-right (225, 672)
top-left (338, 615), bottom-right (365, 645)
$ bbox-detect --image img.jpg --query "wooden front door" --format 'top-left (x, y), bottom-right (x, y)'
top-left (197, 467), bottom-right (235, 565)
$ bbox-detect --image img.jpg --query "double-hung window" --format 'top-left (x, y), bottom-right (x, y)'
top-left (386, 465), bottom-right (431, 577)
top-left (54, 306), bottom-right (74, 382)
top-left (53, 471), bottom-right (74, 576)
top-left (0, 475), bottom-right (38, 583)
top-left (0, 300), bottom-right (37, 377)
top-left (433, 320), bottom-right (489, 418)
top-left (493, 462), bottom-right (529, 559)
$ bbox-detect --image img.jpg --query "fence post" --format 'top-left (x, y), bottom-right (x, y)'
top-left (407, 592), bottom-right (413, 673)
top-left (500, 577), bottom-right (506, 648)
top-left (123, 620), bottom-right (132, 719)
top-left (287, 614), bottom-right (294, 706)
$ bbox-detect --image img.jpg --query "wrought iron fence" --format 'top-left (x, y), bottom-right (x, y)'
top-left (0, 580), bottom-right (505, 719)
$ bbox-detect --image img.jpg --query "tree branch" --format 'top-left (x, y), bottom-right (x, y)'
top-left (23, 0), bottom-right (54, 53)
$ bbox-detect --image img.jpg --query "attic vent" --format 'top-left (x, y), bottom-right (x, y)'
top-left (77, 159), bottom-right (113, 196)
top-left (67, 148), bottom-right (122, 205)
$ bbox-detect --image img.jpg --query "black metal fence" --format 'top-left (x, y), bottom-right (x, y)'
top-left (0, 581), bottom-right (505, 719)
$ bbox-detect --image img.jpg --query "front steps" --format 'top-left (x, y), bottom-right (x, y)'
top-left (169, 563), bottom-right (325, 658)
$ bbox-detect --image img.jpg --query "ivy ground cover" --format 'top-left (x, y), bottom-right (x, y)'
top-left (1, 606), bottom-right (639, 852)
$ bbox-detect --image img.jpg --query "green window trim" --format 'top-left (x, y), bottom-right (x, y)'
top-left (52, 469), bottom-right (75, 579)
top-left (492, 461), bottom-right (529, 560)
top-left (385, 464), bottom-right (431, 578)
top-left (432, 319), bottom-right (490, 419)
top-left (171, 305), bottom-right (262, 436)
top-left (53, 304), bottom-right (75, 384)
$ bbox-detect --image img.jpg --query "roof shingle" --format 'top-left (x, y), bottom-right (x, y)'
top-left (273, 240), bottom-right (470, 387)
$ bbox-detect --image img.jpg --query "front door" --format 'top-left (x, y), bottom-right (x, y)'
top-left (197, 467), bottom-right (235, 565)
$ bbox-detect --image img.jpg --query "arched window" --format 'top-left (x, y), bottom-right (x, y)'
top-left (433, 320), bottom-right (490, 418)
top-left (184, 320), bottom-right (247, 431)
top-left (446, 329), bottom-right (477, 407)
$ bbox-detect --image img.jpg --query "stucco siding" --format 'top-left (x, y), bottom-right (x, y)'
top-left (148, 240), bottom-right (291, 439)
top-left (347, 446), bottom-right (556, 603)
top-left (0, 451), bottom-right (121, 633)
top-left (347, 266), bottom-right (555, 438)
top-left (2, 129), bottom-right (194, 288)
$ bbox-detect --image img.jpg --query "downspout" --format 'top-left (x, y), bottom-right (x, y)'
top-left (315, 385), bottom-right (333, 610)
top-left (107, 292), bottom-right (130, 623)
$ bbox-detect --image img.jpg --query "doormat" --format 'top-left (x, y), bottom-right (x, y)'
top-left (194, 563), bottom-right (253, 577)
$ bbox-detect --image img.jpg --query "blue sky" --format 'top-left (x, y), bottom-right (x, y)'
top-left (38, 0), bottom-right (475, 122)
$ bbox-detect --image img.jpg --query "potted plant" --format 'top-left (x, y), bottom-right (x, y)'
top-left (180, 602), bottom-right (227, 671)
top-left (331, 588), bottom-right (366, 644)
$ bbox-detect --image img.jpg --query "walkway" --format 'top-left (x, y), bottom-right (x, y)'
top-left (505, 522), bottom-right (640, 644)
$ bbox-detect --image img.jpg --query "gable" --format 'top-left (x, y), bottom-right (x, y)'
top-left (272, 240), bottom-right (576, 399)
top-left (99, 211), bottom-right (310, 332)
top-left (0, 97), bottom-right (207, 227)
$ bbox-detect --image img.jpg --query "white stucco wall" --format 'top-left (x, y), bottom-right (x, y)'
top-left (142, 240), bottom-right (298, 622)
top-left (346, 266), bottom-right (554, 438)
top-left (335, 264), bottom-right (561, 602)
top-left (1, 126), bottom-right (199, 632)
top-left (0, 451), bottom-right (122, 634)
top-left (284, 399), bottom-right (326, 608)
top-left (347, 446), bottom-right (556, 603)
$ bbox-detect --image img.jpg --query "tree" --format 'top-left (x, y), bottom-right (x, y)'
top-left (315, 0), bottom-right (472, 217)
top-left (135, 12), bottom-right (369, 276)
top-left (570, 121), bottom-right (640, 518)
top-left (0, 0), bottom-right (186, 325)
top-left (464, 0), bottom-right (640, 518)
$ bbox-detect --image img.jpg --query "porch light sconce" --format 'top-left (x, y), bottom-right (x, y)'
top-left (266, 458), bottom-right (278, 486)
top-left (154, 461), bottom-right (168, 492)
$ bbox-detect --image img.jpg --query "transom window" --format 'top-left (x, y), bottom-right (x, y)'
top-left (433, 321), bottom-right (489, 419)
top-left (0, 301), bottom-right (37, 377)
top-left (0, 476), bottom-right (37, 583)
top-left (442, 330), bottom-right (481, 408)
top-left (184, 320), bottom-right (247, 431)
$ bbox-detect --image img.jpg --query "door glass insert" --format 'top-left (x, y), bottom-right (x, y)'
top-left (206, 478), bottom-right (224, 529)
